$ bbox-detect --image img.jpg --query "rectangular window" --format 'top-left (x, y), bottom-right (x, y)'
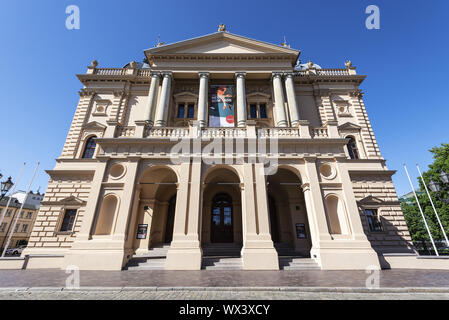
top-left (250, 104), bottom-right (257, 118)
top-left (259, 104), bottom-right (267, 118)
top-left (365, 209), bottom-right (383, 232)
top-left (0, 223), bottom-right (6, 232)
top-left (60, 209), bottom-right (77, 232)
top-left (6, 210), bottom-right (11, 217)
top-left (26, 212), bottom-right (32, 219)
top-left (21, 224), bottom-right (28, 233)
top-left (187, 104), bottom-right (195, 118)
top-left (177, 104), bottom-right (185, 118)
top-left (14, 224), bottom-right (20, 233)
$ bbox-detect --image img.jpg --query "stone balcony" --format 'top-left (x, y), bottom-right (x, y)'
top-left (113, 120), bottom-right (340, 140)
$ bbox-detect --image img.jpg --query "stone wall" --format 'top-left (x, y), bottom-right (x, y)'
top-left (27, 177), bottom-right (92, 249)
top-left (351, 173), bottom-right (414, 253)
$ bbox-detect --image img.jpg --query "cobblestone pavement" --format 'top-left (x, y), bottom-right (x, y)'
top-left (0, 288), bottom-right (449, 300)
top-left (1, 269), bottom-right (449, 288)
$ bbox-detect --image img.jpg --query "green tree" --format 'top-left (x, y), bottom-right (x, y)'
top-left (401, 144), bottom-right (449, 249)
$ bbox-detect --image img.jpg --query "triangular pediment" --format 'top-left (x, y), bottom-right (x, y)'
top-left (359, 195), bottom-right (385, 205)
top-left (41, 195), bottom-right (87, 206)
top-left (83, 121), bottom-right (107, 130)
top-left (145, 32), bottom-right (300, 57)
top-left (338, 122), bottom-right (362, 131)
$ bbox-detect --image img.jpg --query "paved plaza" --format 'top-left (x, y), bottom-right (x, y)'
top-left (0, 269), bottom-right (448, 299)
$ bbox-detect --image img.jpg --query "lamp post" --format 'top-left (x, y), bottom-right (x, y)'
top-left (1, 177), bottom-right (14, 200)
top-left (428, 170), bottom-right (449, 204)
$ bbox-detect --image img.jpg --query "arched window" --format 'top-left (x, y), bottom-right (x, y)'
top-left (82, 136), bottom-right (97, 159)
top-left (346, 136), bottom-right (359, 159)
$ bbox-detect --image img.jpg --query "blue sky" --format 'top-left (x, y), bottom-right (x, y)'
top-left (0, 0), bottom-right (448, 196)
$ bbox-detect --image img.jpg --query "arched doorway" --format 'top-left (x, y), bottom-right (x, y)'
top-left (201, 166), bottom-right (243, 258)
top-left (267, 167), bottom-right (312, 256)
top-left (210, 193), bottom-right (233, 243)
top-left (133, 166), bottom-right (178, 254)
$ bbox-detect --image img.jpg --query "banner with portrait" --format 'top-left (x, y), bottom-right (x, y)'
top-left (209, 85), bottom-right (235, 127)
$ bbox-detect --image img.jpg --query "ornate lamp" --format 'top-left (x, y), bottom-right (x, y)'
top-left (428, 180), bottom-right (440, 192)
top-left (439, 170), bottom-right (449, 184)
top-left (0, 177), bottom-right (13, 199)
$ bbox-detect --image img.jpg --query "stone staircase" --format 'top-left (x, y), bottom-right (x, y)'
top-left (202, 243), bottom-right (242, 257)
top-left (275, 243), bottom-right (320, 270)
top-left (201, 243), bottom-right (243, 270)
top-left (124, 244), bottom-right (169, 270)
top-left (278, 257), bottom-right (320, 270)
top-left (202, 257), bottom-right (243, 270)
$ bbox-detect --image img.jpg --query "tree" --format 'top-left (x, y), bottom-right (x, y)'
top-left (401, 143), bottom-right (449, 247)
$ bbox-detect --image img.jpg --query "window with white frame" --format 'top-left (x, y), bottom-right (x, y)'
top-left (248, 103), bottom-right (268, 119)
top-left (176, 102), bottom-right (195, 119)
top-left (21, 224), bottom-right (28, 233)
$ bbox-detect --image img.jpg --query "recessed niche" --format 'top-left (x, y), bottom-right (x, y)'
top-left (109, 163), bottom-right (126, 180)
top-left (319, 163), bottom-right (337, 180)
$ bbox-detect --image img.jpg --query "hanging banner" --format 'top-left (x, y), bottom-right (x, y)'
top-left (209, 85), bottom-right (235, 127)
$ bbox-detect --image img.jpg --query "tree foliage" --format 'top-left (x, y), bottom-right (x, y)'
top-left (401, 143), bottom-right (449, 242)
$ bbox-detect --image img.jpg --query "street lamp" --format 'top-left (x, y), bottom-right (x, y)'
top-left (440, 170), bottom-right (449, 184)
top-left (0, 177), bottom-right (13, 200)
top-left (428, 171), bottom-right (449, 204)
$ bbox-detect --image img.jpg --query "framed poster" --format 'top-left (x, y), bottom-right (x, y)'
top-left (295, 223), bottom-right (307, 239)
top-left (209, 85), bottom-right (235, 127)
top-left (136, 224), bottom-right (148, 239)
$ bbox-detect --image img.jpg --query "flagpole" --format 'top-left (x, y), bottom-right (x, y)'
top-left (404, 164), bottom-right (439, 256)
top-left (416, 164), bottom-right (449, 247)
top-left (0, 162), bottom-right (26, 228)
top-left (1, 162), bottom-right (39, 257)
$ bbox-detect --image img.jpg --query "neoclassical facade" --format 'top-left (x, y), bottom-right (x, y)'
top-left (19, 30), bottom-right (428, 271)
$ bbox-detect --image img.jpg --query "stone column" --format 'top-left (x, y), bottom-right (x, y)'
top-left (284, 72), bottom-right (300, 127)
top-left (235, 72), bottom-right (247, 127)
top-left (165, 160), bottom-right (202, 270)
top-left (272, 72), bottom-right (288, 127)
top-left (240, 163), bottom-right (278, 270)
top-left (197, 72), bottom-right (209, 128)
top-left (154, 72), bottom-right (172, 127)
top-left (143, 72), bottom-right (160, 126)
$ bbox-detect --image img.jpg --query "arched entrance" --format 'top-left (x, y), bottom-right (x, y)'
top-left (201, 166), bottom-right (243, 257)
top-left (210, 193), bottom-right (234, 243)
top-left (132, 166), bottom-right (178, 255)
top-left (267, 167), bottom-right (312, 257)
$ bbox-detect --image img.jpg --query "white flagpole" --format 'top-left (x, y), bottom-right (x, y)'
top-left (416, 164), bottom-right (449, 247)
top-left (1, 162), bottom-right (39, 257)
top-left (0, 162), bottom-right (26, 228)
top-left (404, 164), bottom-right (439, 256)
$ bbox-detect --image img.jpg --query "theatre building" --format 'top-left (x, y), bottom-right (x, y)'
top-left (18, 28), bottom-right (433, 271)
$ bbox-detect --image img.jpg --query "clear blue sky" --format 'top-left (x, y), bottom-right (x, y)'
top-left (0, 0), bottom-right (448, 196)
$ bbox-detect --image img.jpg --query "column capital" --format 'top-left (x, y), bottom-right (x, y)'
top-left (271, 72), bottom-right (283, 80)
top-left (235, 72), bottom-right (246, 79)
top-left (198, 72), bottom-right (210, 79)
top-left (284, 72), bottom-right (295, 79)
top-left (161, 71), bottom-right (173, 79)
top-left (150, 71), bottom-right (161, 78)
